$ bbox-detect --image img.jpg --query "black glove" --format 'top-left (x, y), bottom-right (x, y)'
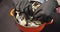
top-left (23, 3), bottom-right (33, 19)
top-left (33, 0), bottom-right (58, 23)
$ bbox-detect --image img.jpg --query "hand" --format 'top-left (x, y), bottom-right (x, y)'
top-left (33, 0), bottom-right (58, 23)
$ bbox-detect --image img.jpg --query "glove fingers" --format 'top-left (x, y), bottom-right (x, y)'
top-left (34, 6), bottom-right (43, 15)
top-left (34, 10), bottom-right (45, 18)
top-left (38, 15), bottom-right (52, 23)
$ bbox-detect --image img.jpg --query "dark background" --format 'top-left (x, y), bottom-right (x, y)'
top-left (0, 0), bottom-right (60, 32)
top-left (0, 0), bottom-right (21, 32)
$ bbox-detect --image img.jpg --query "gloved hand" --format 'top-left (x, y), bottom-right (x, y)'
top-left (23, 3), bottom-right (33, 19)
top-left (33, 0), bottom-right (58, 23)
